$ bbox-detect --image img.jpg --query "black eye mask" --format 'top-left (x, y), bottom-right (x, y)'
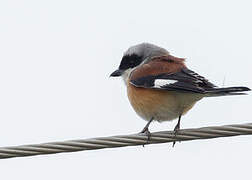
top-left (119, 54), bottom-right (143, 70)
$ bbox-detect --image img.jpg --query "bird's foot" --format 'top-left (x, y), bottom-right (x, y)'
top-left (172, 123), bottom-right (180, 147)
top-left (140, 127), bottom-right (151, 147)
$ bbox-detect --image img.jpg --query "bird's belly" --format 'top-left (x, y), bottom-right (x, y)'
top-left (127, 84), bottom-right (203, 122)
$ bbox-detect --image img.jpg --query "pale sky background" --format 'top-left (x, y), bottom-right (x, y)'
top-left (0, 0), bottom-right (252, 179)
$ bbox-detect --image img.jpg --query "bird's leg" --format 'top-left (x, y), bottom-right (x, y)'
top-left (173, 115), bottom-right (181, 147)
top-left (140, 117), bottom-right (154, 145)
top-left (174, 115), bottom-right (181, 133)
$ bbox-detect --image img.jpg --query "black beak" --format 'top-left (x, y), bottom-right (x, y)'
top-left (110, 69), bottom-right (124, 77)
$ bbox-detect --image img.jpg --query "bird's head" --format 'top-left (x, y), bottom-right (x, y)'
top-left (110, 43), bottom-right (169, 82)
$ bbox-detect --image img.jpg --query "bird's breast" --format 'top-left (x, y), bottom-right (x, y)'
top-left (127, 82), bottom-right (203, 122)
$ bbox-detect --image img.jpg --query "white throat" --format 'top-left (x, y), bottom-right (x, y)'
top-left (122, 68), bottom-right (134, 85)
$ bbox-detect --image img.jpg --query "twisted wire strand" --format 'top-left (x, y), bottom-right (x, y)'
top-left (0, 123), bottom-right (252, 159)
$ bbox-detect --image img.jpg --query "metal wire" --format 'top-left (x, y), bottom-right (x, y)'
top-left (1, 123), bottom-right (252, 159)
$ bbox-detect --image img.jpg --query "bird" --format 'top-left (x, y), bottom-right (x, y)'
top-left (110, 43), bottom-right (250, 146)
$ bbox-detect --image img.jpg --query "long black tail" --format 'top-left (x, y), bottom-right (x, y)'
top-left (205, 86), bottom-right (250, 97)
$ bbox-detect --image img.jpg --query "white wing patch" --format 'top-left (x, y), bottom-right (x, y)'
top-left (154, 79), bottom-right (178, 88)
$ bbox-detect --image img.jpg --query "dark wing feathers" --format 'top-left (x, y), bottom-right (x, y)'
top-left (130, 67), bottom-right (216, 94)
top-left (181, 68), bottom-right (216, 88)
top-left (160, 81), bottom-right (206, 93)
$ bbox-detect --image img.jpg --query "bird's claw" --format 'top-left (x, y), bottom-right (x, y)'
top-left (172, 123), bottom-right (180, 147)
top-left (140, 128), bottom-right (151, 147)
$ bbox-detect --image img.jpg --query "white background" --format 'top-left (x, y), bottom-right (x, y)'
top-left (0, 0), bottom-right (252, 179)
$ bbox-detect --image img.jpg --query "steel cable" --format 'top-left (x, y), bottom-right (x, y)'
top-left (0, 123), bottom-right (252, 159)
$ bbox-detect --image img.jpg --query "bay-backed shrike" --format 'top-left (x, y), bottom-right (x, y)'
top-left (110, 43), bottom-right (250, 145)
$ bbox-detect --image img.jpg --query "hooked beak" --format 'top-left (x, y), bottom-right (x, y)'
top-left (110, 69), bottom-right (124, 77)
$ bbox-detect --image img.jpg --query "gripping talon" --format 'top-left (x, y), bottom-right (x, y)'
top-left (140, 118), bottom-right (154, 146)
top-left (140, 128), bottom-right (151, 146)
top-left (172, 115), bottom-right (181, 147)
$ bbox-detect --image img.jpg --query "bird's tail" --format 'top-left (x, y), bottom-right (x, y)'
top-left (205, 86), bottom-right (251, 97)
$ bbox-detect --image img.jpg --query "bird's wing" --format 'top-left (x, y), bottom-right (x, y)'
top-left (130, 55), bottom-right (216, 93)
